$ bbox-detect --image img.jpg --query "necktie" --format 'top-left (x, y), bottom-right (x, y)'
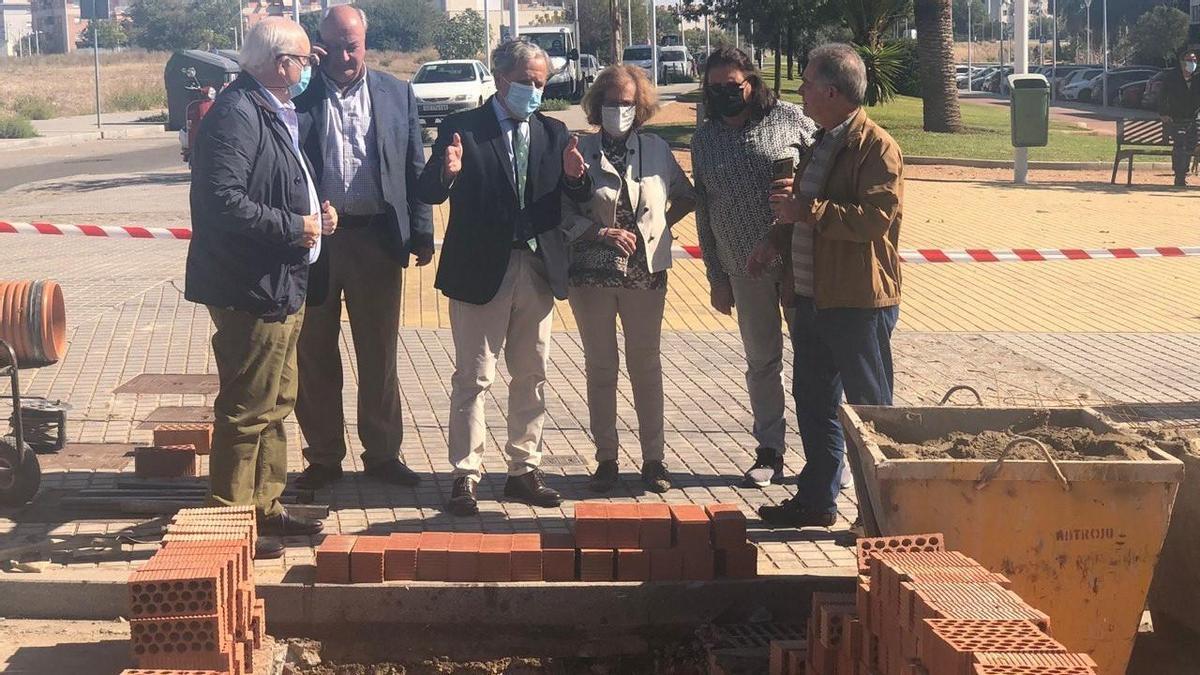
top-left (513, 119), bottom-right (529, 206)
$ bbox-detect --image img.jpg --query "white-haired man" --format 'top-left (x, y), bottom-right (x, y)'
top-left (418, 39), bottom-right (589, 516)
top-left (291, 5), bottom-right (434, 491)
top-left (186, 17), bottom-right (336, 557)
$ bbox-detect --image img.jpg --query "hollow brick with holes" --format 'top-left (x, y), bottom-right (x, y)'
top-left (715, 541), bottom-right (758, 579)
top-left (637, 503), bottom-right (672, 549)
top-left (170, 512), bottom-right (256, 546)
top-left (447, 533), bottom-right (483, 582)
top-left (119, 670), bottom-right (226, 675)
top-left (974, 652), bottom-right (1097, 667)
top-left (856, 532), bottom-right (945, 573)
top-left (478, 534), bottom-right (512, 582)
top-left (919, 619), bottom-right (1067, 675)
top-left (416, 532), bottom-right (451, 581)
top-left (129, 613), bottom-right (231, 670)
top-left (315, 535), bottom-right (357, 584)
top-left (573, 503), bottom-right (609, 549)
top-left (972, 666), bottom-right (1097, 675)
top-left (668, 504), bottom-right (711, 550)
top-left (606, 503), bottom-right (641, 549)
top-left (704, 503), bottom-right (747, 550)
top-left (911, 583), bottom-right (1052, 635)
top-left (579, 548), bottom-right (615, 582)
top-left (135, 445), bottom-right (198, 479)
top-left (129, 567), bottom-right (224, 620)
top-left (615, 548), bottom-right (650, 582)
top-left (136, 554), bottom-right (237, 630)
top-left (350, 536), bottom-right (388, 583)
top-left (384, 533), bottom-right (420, 581)
top-left (251, 598), bottom-right (266, 649)
top-left (153, 423), bottom-right (214, 455)
top-left (510, 533), bottom-right (542, 582)
top-left (648, 547), bottom-right (682, 581)
top-left (540, 533), bottom-right (576, 582)
top-left (768, 640), bottom-right (805, 675)
top-left (818, 603), bottom-right (856, 648)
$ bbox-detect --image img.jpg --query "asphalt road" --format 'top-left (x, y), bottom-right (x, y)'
top-left (0, 138), bottom-right (182, 194)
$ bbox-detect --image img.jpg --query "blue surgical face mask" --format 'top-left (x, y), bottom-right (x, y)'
top-left (288, 65), bottom-right (312, 98)
top-left (504, 80), bottom-right (543, 119)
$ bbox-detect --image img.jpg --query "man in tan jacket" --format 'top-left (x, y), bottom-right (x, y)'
top-left (749, 43), bottom-right (903, 528)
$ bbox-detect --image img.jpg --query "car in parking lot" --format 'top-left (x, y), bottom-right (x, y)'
top-left (411, 59), bottom-right (496, 127)
top-left (623, 44), bottom-right (655, 78)
top-left (659, 46), bottom-right (694, 82)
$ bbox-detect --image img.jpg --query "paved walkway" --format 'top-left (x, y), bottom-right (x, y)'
top-left (1, 135), bottom-right (1198, 582)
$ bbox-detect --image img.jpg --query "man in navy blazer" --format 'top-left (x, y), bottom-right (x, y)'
top-left (291, 5), bottom-right (433, 490)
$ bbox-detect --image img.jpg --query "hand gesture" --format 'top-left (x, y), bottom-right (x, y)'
top-left (769, 177), bottom-right (805, 224)
top-left (709, 280), bottom-right (734, 316)
top-left (301, 213), bottom-right (320, 248)
top-left (320, 201), bottom-right (338, 235)
top-left (414, 242), bottom-right (435, 267)
top-left (563, 135), bottom-right (587, 180)
top-left (597, 227), bottom-right (636, 256)
top-left (442, 132), bottom-right (463, 185)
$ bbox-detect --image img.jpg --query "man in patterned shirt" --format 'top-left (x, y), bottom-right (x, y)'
top-left (753, 43), bottom-right (904, 529)
top-left (692, 47), bottom-right (817, 489)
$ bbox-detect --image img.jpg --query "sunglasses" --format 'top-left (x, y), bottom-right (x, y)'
top-left (706, 81), bottom-right (747, 95)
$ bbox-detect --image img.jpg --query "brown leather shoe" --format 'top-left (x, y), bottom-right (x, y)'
top-left (446, 476), bottom-right (479, 516)
top-left (503, 469), bottom-right (561, 507)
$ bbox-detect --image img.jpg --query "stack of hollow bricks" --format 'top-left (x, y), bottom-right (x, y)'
top-left (784, 533), bottom-right (1099, 675)
top-left (134, 424), bottom-right (213, 479)
top-left (123, 505), bottom-right (266, 675)
top-left (314, 503), bottom-right (758, 583)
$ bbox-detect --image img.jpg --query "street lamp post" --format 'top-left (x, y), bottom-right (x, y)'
top-left (1014, 0), bottom-right (1029, 183)
top-left (510, 0), bottom-right (519, 39)
top-left (627, 0), bottom-right (632, 45)
top-left (1101, 0), bottom-right (1108, 107)
top-left (967, 0), bottom-right (972, 92)
top-left (1084, 0), bottom-right (1091, 63)
top-left (651, 0), bottom-right (657, 85)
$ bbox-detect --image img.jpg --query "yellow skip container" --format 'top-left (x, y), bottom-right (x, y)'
top-left (841, 405), bottom-right (1183, 675)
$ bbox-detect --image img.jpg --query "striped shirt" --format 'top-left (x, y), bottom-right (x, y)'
top-left (792, 112), bottom-right (854, 297)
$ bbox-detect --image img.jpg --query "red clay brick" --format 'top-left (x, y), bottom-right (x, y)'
top-left (416, 532), bottom-right (451, 581)
top-left (315, 535), bottom-right (357, 584)
top-left (768, 640), bottom-right (805, 675)
top-left (350, 536), bottom-right (387, 583)
top-left (447, 533), bottom-right (483, 582)
top-left (911, 583), bottom-right (1052, 634)
top-left (383, 533), bottom-right (420, 581)
top-left (573, 503), bottom-right (609, 549)
top-left (510, 533), bottom-right (543, 582)
top-left (972, 666), bottom-right (1097, 675)
top-left (134, 445), bottom-right (197, 479)
top-left (615, 548), bottom-right (650, 581)
top-left (920, 619), bottom-right (1066, 675)
top-left (715, 541), bottom-right (758, 579)
top-left (129, 613), bottom-right (231, 670)
top-left (579, 548), bottom-right (615, 582)
top-left (681, 546), bottom-right (715, 581)
top-left (648, 547), bottom-right (682, 581)
top-left (129, 566), bottom-right (224, 619)
top-left (856, 532), bottom-right (944, 573)
top-left (606, 503), bottom-right (641, 549)
top-left (975, 653), bottom-right (1097, 668)
top-left (478, 534), bottom-right (512, 582)
top-left (705, 503), bottom-right (748, 549)
top-left (120, 670), bottom-right (226, 674)
top-left (637, 503), bottom-right (672, 549)
top-left (153, 423), bottom-right (214, 455)
top-left (817, 603), bottom-right (856, 648)
top-left (541, 533), bottom-right (576, 582)
top-left (669, 504), bottom-right (711, 550)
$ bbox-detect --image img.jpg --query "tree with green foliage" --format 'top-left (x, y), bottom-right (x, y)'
top-left (841, 0), bottom-right (910, 48)
top-left (355, 0), bottom-right (438, 51)
top-left (913, 0), bottom-right (961, 132)
top-left (434, 9), bottom-right (484, 60)
top-left (77, 18), bottom-right (130, 49)
top-left (1128, 5), bottom-right (1188, 65)
top-left (126, 0), bottom-right (239, 50)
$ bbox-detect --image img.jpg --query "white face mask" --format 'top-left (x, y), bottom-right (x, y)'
top-left (601, 105), bottom-right (636, 136)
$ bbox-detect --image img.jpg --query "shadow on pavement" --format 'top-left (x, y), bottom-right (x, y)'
top-left (5, 639), bottom-right (131, 674)
top-left (37, 171), bottom-right (189, 193)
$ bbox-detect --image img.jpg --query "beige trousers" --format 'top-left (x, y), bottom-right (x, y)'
top-left (447, 250), bottom-right (554, 480)
top-left (729, 274), bottom-right (792, 453)
top-left (568, 285), bottom-right (666, 463)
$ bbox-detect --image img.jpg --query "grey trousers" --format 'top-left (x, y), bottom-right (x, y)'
top-left (447, 250), bottom-right (554, 480)
top-left (729, 274), bottom-right (791, 454)
top-left (568, 285), bottom-right (667, 463)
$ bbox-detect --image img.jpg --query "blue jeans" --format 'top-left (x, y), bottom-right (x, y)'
top-left (789, 298), bottom-right (899, 515)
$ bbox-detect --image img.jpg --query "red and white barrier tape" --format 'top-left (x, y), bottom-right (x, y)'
top-left (4, 221), bottom-right (1198, 265)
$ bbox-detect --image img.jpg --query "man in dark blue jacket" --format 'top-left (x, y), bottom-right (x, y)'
top-left (290, 6), bottom-right (434, 490)
top-left (186, 17), bottom-right (335, 557)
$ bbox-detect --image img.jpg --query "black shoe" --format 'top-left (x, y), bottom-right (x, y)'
top-left (503, 469), bottom-right (562, 507)
top-left (254, 537), bottom-right (285, 560)
top-left (1176, 175), bottom-right (1188, 187)
top-left (294, 463), bottom-right (343, 491)
top-left (258, 509), bottom-right (325, 537)
top-left (365, 459), bottom-right (421, 487)
top-left (641, 460), bottom-right (672, 493)
top-left (446, 476), bottom-right (479, 516)
top-left (758, 498), bottom-right (836, 529)
top-left (742, 448), bottom-right (785, 488)
top-left (589, 459), bottom-right (619, 493)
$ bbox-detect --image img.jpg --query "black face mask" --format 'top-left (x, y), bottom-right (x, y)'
top-left (708, 83), bottom-right (748, 118)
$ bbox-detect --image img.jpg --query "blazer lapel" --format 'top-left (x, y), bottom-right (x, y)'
top-left (624, 132), bottom-right (642, 214)
top-left (484, 98), bottom-right (518, 198)
top-left (526, 114), bottom-right (546, 207)
top-left (366, 70), bottom-right (391, 166)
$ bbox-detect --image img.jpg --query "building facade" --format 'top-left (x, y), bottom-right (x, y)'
top-left (0, 1), bottom-right (32, 56)
top-left (29, 0), bottom-right (83, 53)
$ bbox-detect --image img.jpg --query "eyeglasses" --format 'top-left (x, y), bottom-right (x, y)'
top-left (278, 53), bottom-right (317, 68)
top-left (706, 80), bottom-right (747, 95)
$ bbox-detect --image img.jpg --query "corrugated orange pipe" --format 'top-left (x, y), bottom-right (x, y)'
top-left (0, 280), bottom-right (66, 368)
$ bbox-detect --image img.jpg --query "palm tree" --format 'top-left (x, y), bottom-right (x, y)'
top-left (914, 0), bottom-right (963, 132)
top-left (841, 0), bottom-right (911, 48)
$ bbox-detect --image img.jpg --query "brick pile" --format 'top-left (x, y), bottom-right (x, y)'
top-left (313, 503), bottom-right (758, 584)
top-left (134, 444), bottom-right (199, 479)
top-left (125, 505), bottom-right (265, 675)
top-left (153, 423), bottom-right (214, 455)
top-left (787, 532), bottom-right (1098, 675)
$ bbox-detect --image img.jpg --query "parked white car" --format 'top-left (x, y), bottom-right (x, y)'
top-left (623, 44), bottom-right (654, 77)
top-left (658, 46), bottom-right (694, 82)
top-left (411, 59), bottom-right (496, 127)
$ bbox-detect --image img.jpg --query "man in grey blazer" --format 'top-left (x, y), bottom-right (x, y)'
top-left (291, 5), bottom-right (434, 490)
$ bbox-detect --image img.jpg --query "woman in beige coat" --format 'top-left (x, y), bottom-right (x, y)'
top-left (562, 65), bottom-right (696, 493)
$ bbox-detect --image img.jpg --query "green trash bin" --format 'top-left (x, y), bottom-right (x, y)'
top-left (1008, 73), bottom-right (1050, 148)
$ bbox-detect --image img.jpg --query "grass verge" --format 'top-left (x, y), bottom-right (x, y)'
top-left (0, 114), bottom-right (37, 139)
